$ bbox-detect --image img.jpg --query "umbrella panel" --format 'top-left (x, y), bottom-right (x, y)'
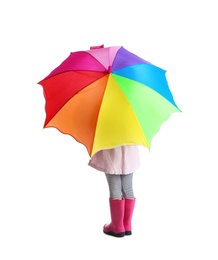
top-left (113, 63), bottom-right (177, 107)
top-left (45, 75), bottom-right (109, 156)
top-left (92, 74), bottom-right (148, 156)
top-left (113, 74), bottom-right (181, 147)
top-left (40, 71), bottom-right (106, 126)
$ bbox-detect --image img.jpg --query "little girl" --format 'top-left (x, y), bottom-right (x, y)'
top-left (88, 145), bottom-right (140, 237)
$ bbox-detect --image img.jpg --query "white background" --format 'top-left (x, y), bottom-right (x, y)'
top-left (1, 0), bottom-right (218, 259)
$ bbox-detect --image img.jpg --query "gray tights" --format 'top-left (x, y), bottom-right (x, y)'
top-left (105, 173), bottom-right (134, 200)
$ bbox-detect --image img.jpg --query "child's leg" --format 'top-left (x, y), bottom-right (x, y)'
top-left (121, 173), bottom-right (134, 199)
top-left (105, 174), bottom-right (122, 200)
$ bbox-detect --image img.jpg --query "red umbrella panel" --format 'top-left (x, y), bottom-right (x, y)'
top-left (38, 45), bottom-right (181, 157)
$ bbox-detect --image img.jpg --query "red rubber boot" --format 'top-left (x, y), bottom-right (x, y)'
top-left (103, 198), bottom-right (125, 237)
top-left (123, 198), bottom-right (135, 235)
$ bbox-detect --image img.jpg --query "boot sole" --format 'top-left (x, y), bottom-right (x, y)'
top-left (103, 230), bottom-right (125, 237)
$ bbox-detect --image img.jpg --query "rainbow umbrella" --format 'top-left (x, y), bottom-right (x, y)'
top-left (38, 45), bottom-right (181, 157)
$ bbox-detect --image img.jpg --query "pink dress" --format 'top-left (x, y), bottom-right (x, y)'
top-left (88, 145), bottom-right (140, 175)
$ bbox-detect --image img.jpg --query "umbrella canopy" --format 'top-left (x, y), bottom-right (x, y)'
top-left (38, 45), bottom-right (181, 157)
